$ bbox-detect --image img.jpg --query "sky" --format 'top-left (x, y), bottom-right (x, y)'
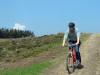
top-left (0, 0), bottom-right (100, 36)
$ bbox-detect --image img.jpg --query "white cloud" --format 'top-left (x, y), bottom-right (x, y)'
top-left (13, 23), bottom-right (26, 30)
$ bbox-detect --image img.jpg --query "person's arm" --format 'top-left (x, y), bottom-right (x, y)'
top-left (75, 28), bottom-right (81, 45)
top-left (62, 40), bottom-right (66, 46)
top-left (62, 31), bottom-right (68, 46)
top-left (76, 37), bottom-right (80, 45)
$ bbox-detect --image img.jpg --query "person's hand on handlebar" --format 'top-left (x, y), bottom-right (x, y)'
top-left (62, 43), bottom-right (67, 47)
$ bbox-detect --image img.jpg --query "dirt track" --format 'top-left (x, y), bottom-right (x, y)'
top-left (42, 34), bottom-right (100, 75)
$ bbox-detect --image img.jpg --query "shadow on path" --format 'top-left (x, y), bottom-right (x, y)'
top-left (77, 64), bottom-right (84, 70)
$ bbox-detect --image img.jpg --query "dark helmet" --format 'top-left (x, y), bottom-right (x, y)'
top-left (68, 22), bottom-right (75, 27)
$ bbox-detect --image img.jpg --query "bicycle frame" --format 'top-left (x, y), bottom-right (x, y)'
top-left (66, 44), bottom-right (78, 74)
top-left (70, 47), bottom-right (77, 63)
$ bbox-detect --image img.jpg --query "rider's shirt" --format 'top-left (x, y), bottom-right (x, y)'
top-left (63, 28), bottom-right (81, 41)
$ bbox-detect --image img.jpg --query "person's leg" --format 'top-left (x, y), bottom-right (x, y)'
top-left (78, 43), bottom-right (81, 63)
top-left (75, 45), bottom-right (81, 63)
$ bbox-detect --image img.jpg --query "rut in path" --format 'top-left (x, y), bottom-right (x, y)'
top-left (42, 34), bottom-right (100, 75)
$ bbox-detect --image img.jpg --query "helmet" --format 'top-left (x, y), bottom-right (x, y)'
top-left (68, 22), bottom-right (75, 27)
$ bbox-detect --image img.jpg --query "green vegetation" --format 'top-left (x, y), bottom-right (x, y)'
top-left (0, 28), bottom-right (34, 38)
top-left (0, 62), bottom-right (52, 75)
top-left (80, 33), bottom-right (91, 41)
top-left (0, 33), bottom-right (91, 75)
top-left (0, 33), bottom-right (91, 62)
top-left (0, 33), bottom-right (63, 62)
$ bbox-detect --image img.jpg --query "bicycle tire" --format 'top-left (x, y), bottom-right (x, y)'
top-left (66, 53), bottom-right (74, 74)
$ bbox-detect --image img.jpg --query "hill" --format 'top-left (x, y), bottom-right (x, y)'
top-left (0, 33), bottom-right (90, 62)
top-left (0, 33), bottom-right (92, 75)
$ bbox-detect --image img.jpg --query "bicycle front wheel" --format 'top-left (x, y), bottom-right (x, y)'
top-left (66, 53), bottom-right (74, 74)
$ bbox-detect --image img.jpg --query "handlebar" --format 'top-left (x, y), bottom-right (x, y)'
top-left (64, 44), bottom-right (76, 47)
top-left (69, 44), bottom-right (76, 47)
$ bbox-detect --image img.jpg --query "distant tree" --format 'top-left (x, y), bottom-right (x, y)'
top-left (0, 28), bottom-right (35, 38)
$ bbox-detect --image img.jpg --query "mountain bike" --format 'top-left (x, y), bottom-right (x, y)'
top-left (66, 44), bottom-right (79, 74)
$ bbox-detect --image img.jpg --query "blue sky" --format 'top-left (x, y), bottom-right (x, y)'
top-left (0, 0), bottom-right (100, 36)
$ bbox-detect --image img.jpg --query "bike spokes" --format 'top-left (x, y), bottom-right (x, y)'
top-left (66, 54), bottom-right (74, 74)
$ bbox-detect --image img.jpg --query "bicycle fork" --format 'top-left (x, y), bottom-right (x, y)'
top-left (70, 48), bottom-right (74, 64)
top-left (71, 48), bottom-right (77, 64)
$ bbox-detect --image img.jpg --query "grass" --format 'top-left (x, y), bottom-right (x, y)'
top-left (0, 33), bottom-right (91, 75)
top-left (0, 33), bottom-right (63, 61)
top-left (0, 33), bottom-right (91, 62)
top-left (0, 62), bottom-right (52, 75)
top-left (80, 33), bottom-right (91, 42)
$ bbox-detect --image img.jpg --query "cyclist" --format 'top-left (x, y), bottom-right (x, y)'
top-left (62, 22), bottom-right (81, 65)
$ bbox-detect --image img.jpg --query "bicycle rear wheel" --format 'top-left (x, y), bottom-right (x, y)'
top-left (66, 53), bottom-right (74, 74)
